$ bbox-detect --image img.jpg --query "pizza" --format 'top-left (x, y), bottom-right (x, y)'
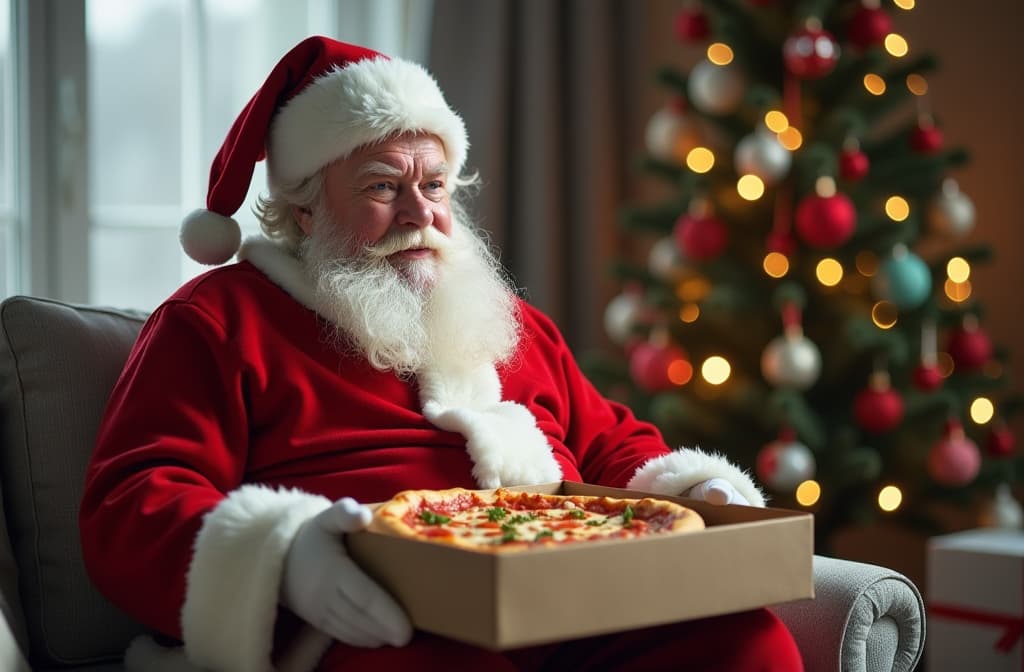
top-left (369, 487), bottom-right (704, 552)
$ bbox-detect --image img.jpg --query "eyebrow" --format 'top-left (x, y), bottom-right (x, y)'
top-left (355, 160), bottom-right (449, 180)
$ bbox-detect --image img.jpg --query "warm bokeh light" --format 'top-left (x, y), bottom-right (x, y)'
top-left (906, 74), bottom-right (928, 96)
top-left (686, 147), bottom-right (715, 173)
top-left (885, 195), bottom-right (910, 221)
top-left (944, 278), bottom-right (972, 302)
top-left (676, 276), bottom-right (712, 302)
top-left (815, 258), bottom-right (844, 287)
top-left (737, 174), bottom-right (765, 201)
top-left (878, 485), bottom-right (903, 512)
top-left (763, 252), bottom-right (790, 278)
top-left (679, 303), bottom-right (700, 323)
top-left (795, 480), bottom-right (821, 507)
top-left (667, 359), bottom-right (694, 386)
top-left (863, 73), bottom-right (886, 95)
top-left (764, 110), bottom-right (789, 133)
top-left (937, 352), bottom-right (955, 377)
top-left (707, 42), bottom-right (734, 65)
top-left (777, 126), bottom-right (803, 150)
top-left (871, 301), bottom-right (898, 329)
top-left (701, 356), bottom-right (731, 385)
top-left (885, 33), bottom-right (909, 57)
top-left (970, 397), bottom-right (995, 424)
top-left (815, 176), bottom-right (837, 197)
top-left (947, 257), bottom-right (971, 283)
top-left (855, 251), bottom-right (879, 277)
top-left (893, 0), bottom-right (915, 9)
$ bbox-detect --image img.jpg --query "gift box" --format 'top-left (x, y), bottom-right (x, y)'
top-left (927, 528), bottom-right (1024, 671)
top-left (347, 481), bottom-right (814, 649)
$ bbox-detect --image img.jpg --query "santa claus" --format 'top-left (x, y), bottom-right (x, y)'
top-left (79, 36), bottom-right (801, 671)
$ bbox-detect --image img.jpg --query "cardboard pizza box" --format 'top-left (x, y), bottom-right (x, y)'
top-left (346, 481), bottom-right (814, 650)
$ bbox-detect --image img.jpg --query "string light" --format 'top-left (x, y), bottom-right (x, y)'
top-left (878, 485), bottom-right (903, 512)
top-left (937, 352), bottom-right (955, 377)
top-left (667, 359), bottom-right (694, 386)
top-left (885, 34), bottom-right (909, 57)
top-left (906, 74), bottom-right (928, 96)
top-left (737, 174), bottom-right (765, 200)
top-left (795, 480), bottom-right (821, 507)
top-left (763, 252), bottom-right (789, 278)
top-left (816, 258), bottom-right (844, 287)
top-left (676, 277), bottom-right (711, 302)
top-left (970, 397), bottom-right (995, 424)
top-left (777, 126), bottom-right (803, 150)
top-left (855, 251), bottom-right (879, 277)
top-left (679, 303), bottom-right (700, 323)
top-left (686, 147), bottom-right (715, 173)
top-left (946, 257), bottom-right (971, 283)
top-left (764, 110), bottom-right (789, 133)
top-left (863, 74), bottom-right (887, 95)
top-left (707, 42), bottom-right (734, 65)
top-left (893, 0), bottom-right (915, 9)
top-left (871, 301), bottom-right (898, 329)
top-left (944, 278), bottom-right (972, 302)
top-left (701, 356), bottom-right (731, 385)
top-left (885, 196), bottom-right (910, 221)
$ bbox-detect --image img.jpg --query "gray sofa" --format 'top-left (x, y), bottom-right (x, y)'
top-left (0, 295), bottom-right (926, 671)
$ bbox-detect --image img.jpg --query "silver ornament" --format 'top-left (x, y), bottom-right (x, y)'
top-left (761, 331), bottom-right (822, 390)
top-left (980, 483), bottom-right (1023, 529)
top-left (758, 439), bottom-right (816, 491)
top-left (687, 60), bottom-right (746, 116)
top-left (648, 236), bottom-right (687, 282)
top-left (734, 129), bottom-right (791, 184)
top-left (603, 291), bottom-right (645, 345)
top-left (928, 179), bottom-right (976, 237)
top-left (644, 106), bottom-right (701, 163)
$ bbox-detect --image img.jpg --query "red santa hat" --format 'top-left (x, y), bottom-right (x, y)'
top-left (181, 35), bottom-right (469, 265)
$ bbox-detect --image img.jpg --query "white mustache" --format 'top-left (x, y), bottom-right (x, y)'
top-left (366, 227), bottom-right (450, 259)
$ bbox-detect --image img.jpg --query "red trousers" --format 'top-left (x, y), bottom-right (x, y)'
top-left (318, 608), bottom-right (803, 671)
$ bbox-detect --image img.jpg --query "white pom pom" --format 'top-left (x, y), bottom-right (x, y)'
top-left (180, 209), bottom-right (242, 265)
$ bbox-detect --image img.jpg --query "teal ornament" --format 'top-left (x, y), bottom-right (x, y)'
top-left (873, 246), bottom-right (932, 309)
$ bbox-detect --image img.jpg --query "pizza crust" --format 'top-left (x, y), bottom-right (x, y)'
top-left (370, 487), bottom-right (704, 552)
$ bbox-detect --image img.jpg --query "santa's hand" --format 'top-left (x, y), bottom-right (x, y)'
top-left (281, 497), bottom-right (412, 648)
top-left (684, 477), bottom-right (751, 506)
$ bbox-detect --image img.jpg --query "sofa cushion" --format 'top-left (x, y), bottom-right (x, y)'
top-left (0, 296), bottom-right (150, 666)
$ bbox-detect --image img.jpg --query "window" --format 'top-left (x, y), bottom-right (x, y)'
top-left (4, 0), bottom-right (433, 309)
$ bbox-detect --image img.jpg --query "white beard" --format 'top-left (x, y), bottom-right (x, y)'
top-left (299, 207), bottom-right (521, 377)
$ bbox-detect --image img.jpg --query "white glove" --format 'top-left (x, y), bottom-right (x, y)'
top-left (684, 477), bottom-right (751, 506)
top-left (281, 497), bottom-right (413, 648)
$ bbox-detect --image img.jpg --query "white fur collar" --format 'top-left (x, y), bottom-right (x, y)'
top-left (239, 236), bottom-right (561, 489)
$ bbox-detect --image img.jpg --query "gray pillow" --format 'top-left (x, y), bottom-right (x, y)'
top-left (0, 296), bottom-right (151, 666)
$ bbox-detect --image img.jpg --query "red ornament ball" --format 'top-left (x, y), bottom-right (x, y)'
top-left (794, 191), bottom-right (856, 248)
top-left (847, 6), bottom-right (893, 50)
top-left (854, 385), bottom-right (904, 434)
top-left (674, 7), bottom-right (711, 42)
top-left (783, 26), bottom-right (840, 79)
top-left (947, 325), bottom-right (993, 372)
top-left (839, 148), bottom-right (870, 182)
top-left (910, 124), bottom-right (944, 153)
top-left (927, 427), bottom-right (981, 487)
top-left (629, 341), bottom-right (689, 393)
top-left (674, 212), bottom-right (729, 261)
top-left (987, 426), bottom-right (1016, 458)
top-left (912, 363), bottom-right (943, 392)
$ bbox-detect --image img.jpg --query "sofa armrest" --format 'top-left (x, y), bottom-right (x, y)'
top-left (771, 555), bottom-right (925, 672)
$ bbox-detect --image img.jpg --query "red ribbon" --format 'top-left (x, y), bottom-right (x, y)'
top-left (929, 603), bottom-right (1024, 654)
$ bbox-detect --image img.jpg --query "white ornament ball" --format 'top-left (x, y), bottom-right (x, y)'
top-left (688, 60), bottom-right (746, 116)
top-left (603, 291), bottom-right (645, 345)
top-left (734, 129), bottom-right (792, 184)
top-left (645, 106), bottom-right (702, 163)
top-left (757, 439), bottom-right (816, 492)
top-left (648, 236), bottom-right (687, 282)
top-left (760, 332), bottom-right (822, 390)
top-left (928, 179), bottom-right (976, 237)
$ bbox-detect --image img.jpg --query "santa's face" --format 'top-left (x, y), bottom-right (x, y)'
top-left (296, 133), bottom-right (452, 290)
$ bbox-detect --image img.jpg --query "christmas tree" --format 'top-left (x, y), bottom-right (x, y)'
top-left (586, 0), bottom-right (1023, 553)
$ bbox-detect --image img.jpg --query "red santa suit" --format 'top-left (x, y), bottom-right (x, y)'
top-left (79, 238), bottom-right (782, 671)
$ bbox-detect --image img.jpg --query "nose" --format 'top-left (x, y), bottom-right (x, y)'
top-left (396, 189), bottom-right (434, 230)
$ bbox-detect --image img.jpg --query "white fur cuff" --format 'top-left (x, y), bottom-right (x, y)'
top-left (182, 485), bottom-right (333, 672)
top-left (627, 448), bottom-right (766, 507)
